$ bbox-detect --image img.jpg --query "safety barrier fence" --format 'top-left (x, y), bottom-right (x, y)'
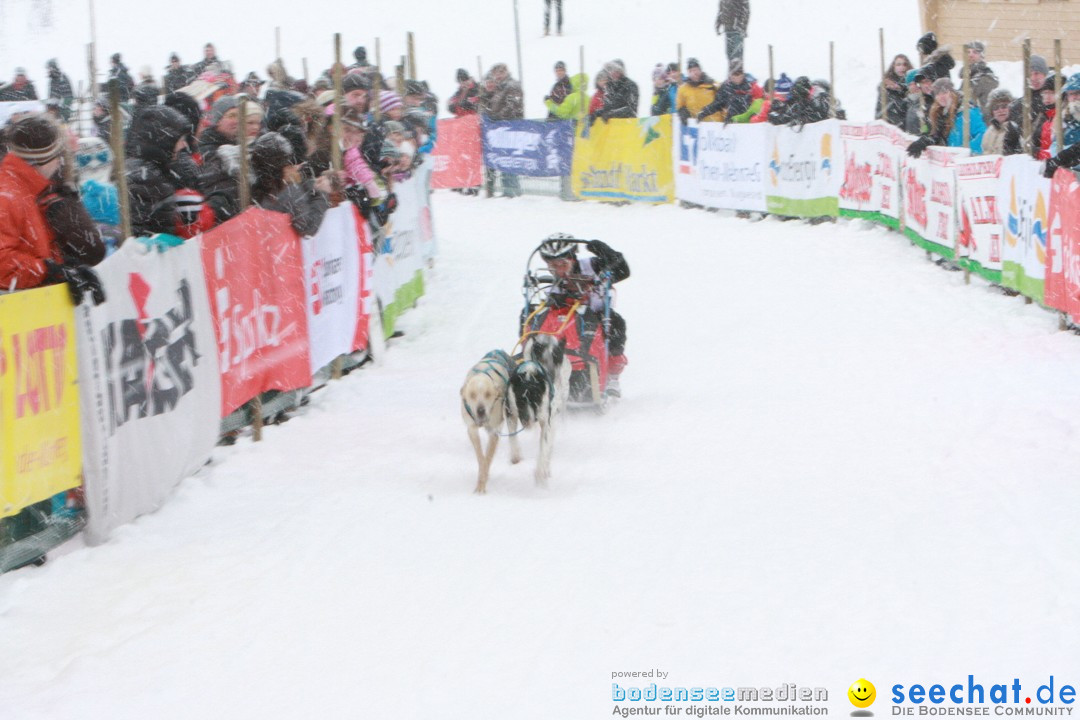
top-left (0, 167), bottom-right (436, 572)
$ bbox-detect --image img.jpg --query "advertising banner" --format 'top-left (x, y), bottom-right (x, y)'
top-left (76, 237), bottom-right (221, 543)
top-left (0, 285), bottom-right (81, 519)
top-left (764, 119), bottom-right (842, 217)
top-left (201, 209), bottom-right (311, 417)
top-left (1044, 168), bottom-right (1080, 318)
top-left (571, 115), bottom-right (675, 203)
top-left (838, 121), bottom-right (907, 226)
top-left (302, 205), bottom-right (364, 375)
top-left (482, 119), bottom-right (574, 177)
top-left (431, 114), bottom-right (483, 189)
top-left (373, 173), bottom-right (426, 337)
top-left (999, 155), bottom-right (1052, 302)
top-left (673, 118), bottom-right (767, 212)
top-left (955, 155), bottom-right (1005, 283)
top-left (902, 145), bottom-right (969, 257)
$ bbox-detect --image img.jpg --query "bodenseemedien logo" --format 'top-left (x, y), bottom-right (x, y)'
top-left (849, 679), bottom-right (877, 716)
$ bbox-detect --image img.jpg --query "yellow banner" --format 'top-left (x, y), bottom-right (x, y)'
top-left (571, 115), bottom-right (674, 204)
top-left (1, 285), bottom-right (81, 518)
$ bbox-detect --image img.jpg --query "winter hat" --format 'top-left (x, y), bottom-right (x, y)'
top-left (209, 95), bottom-right (239, 126)
top-left (46, 59), bottom-right (58, 70)
top-left (904, 68), bottom-right (920, 85)
top-left (111, 53), bottom-right (122, 64)
top-left (930, 77), bottom-right (955, 95)
top-left (133, 84), bottom-right (160, 107)
top-left (555, 61), bottom-right (566, 71)
top-left (1030, 55), bottom-right (1049, 76)
top-left (14, 66), bottom-right (27, 76)
top-left (686, 57), bottom-right (701, 70)
top-left (315, 90), bottom-right (335, 107)
top-left (988, 88), bottom-right (1014, 110)
top-left (244, 72), bottom-right (265, 87)
top-left (791, 76), bottom-right (813, 101)
top-left (277, 124), bottom-right (308, 162)
top-left (456, 68), bottom-right (469, 82)
top-left (342, 72), bottom-right (372, 93)
top-left (1040, 72), bottom-right (1058, 93)
top-left (1063, 73), bottom-right (1080, 95)
top-left (164, 91), bottom-right (202, 136)
top-left (666, 62), bottom-right (679, 73)
top-left (774, 73), bottom-right (794, 98)
top-left (603, 60), bottom-right (622, 76)
top-left (379, 90), bottom-right (403, 114)
top-left (382, 120), bottom-right (407, 136)
top-left (6, 115), bottom-right (62, 165)
top-left (169, 52), bottom-right (180, 62)
top-left (126, 105), bottom-right (188, 166)
top-left (964, 40), bottom-right (986, 55)
top-left (404, 80), bottom-right (426, 97)
top-left (353, 46), bottom-right (367, 65)
top-left (652, 64), bottom-right (665, 83)
top-left (916, 32), bottom-right (938, 56)
top-left (379, 139), bottom-right (402, 161)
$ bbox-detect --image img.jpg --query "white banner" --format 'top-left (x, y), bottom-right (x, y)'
top-left (77, 237), bottom-right (222, 545)
top-left (999, 155), bottom-right (1052, 298)
top-left (302, 205), bottom-right (363, 375)
top-left (373, 172), bottom-right (426, 332)
top-left (955, 155), bottom-right (1004, 276)
top-left (839, 121), bottom-right (908, 221)
top-left (765, 119), bottom-right (843, 217)
top-left (673, 119), bottom-right (767, 212)
top-left (901, 145), bottom-right (969, 253)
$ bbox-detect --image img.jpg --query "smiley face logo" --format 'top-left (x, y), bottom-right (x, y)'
top-left (848, 679), bottom-right (876, 709)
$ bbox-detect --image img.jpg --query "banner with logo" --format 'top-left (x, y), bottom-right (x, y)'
top-left (373, 173), bottom-right (426, 338)
top-left (901, 146), bottom-right (969, 257)
top-left (413, 156), bottom-right (438, 262)
top-left (572, 115), bottom-right (675, 203)
top-left (838, 121), bottom-right (906, 226)
top-left (673, 119), bottom-right (767, 212)
top-left (1045, 168), bottom-right (1080, 321)
top-left (482, 119), bottom-right (575, 177)
top-left (764, 119), bottom-right (842, 217)
top-left (0, 285), bottom-right (81, 520)
top-left (431, 115), bottom-right (483, 189)
top-left (302, 205), bottom-right (365, 375)
top-left (76, 237), bottom-right (221, 544)
top-left (999, 155), bottom-right (1051, 302)
top-left (201, 209), bottom-right (311, 417)
top-left (955, 155), bottom-right (1005, 284)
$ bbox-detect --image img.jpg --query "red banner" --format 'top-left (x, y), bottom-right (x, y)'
top-left (201, 208), bottom-right (312, 416)
top-left (351, 205), bottom-right (374, 353)
top-left (1047, 169), bottom-right (1080, 322)
top-left (431, 115), bottom-right (483, 189)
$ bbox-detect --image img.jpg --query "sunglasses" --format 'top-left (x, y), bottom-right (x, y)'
top-left (76, 150), bottom-right (110, 168)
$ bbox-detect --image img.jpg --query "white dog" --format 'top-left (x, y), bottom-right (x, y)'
top-left (461, 350), bottom-right (515, 494)
top-left (505, 334), bottom-right (571, 487)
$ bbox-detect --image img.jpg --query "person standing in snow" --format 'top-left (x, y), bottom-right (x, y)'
top-left (449, 69), bottom-right (480, 116)
top-left (108, 54), bottom-right (135, 102)
top-left (164, 53), bottom-right (197, 94)
top-left (544, 0), bottom-right (563, 36)
top-left (479, 64), bottom-right (524, 198)
top-left (192, 43), bottom-right (222, 77)
top-left (714, 0), bottom-right (750, 68)
top-left (906, 77), bottom-right (986, 158)
top-left (546, 61), bottom-right (573, 119)
top-left (699, 60), bottom-right (763, 123)
top-left (650, 63), bottom-right (679, 116)
top-left (45, 60), bottom-right (74, 122)
top-left (0, 67), bottom-right (38, 101)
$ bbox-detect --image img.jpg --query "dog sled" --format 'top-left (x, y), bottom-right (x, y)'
top-left (519, 239), bottom-right (615, 410)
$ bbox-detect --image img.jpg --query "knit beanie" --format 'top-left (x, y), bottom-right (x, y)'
top-left (931, 77), bottom-right (955, 95)
top-left (456, 68), bottom-right (469, 82)
top-left (379, 91), bottom-right (403, 114)
top-left (342, 72), bottom-right (373, 93)
top-left (6, 115), bottom-right (63, 165)
top-left (774, 73), bottom-right (794, 97)
top-left (209, 95), bottom-right (239, 127)
top-left (1030, 55), bottom-right (1049, 76)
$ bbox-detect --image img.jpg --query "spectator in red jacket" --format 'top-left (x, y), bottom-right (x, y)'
top-left (449, 69), bottom-right (480, 116)
top-left (0, 115), bottom-right (104, 302)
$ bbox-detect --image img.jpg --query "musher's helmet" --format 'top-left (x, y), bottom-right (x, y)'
top-left (539, 232), bottom-right (576, 260)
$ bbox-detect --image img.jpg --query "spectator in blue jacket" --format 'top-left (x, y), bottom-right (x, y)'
top-left (906, 78), bottom-right (985, 157)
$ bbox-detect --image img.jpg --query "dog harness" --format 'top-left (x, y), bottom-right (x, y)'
top-left (463, 350), bottom-right (514, 425)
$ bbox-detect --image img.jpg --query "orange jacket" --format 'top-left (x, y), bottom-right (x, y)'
top-left (0, 153), bottom-right (60, 290)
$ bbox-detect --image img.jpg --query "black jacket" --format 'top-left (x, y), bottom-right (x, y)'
top-left (47, 71), bottom-right (73, 100)
top-left (715, 0), bottom-right (750, 33)
top-left (256, 180), bottom-right (330, 236)
top-left (125, 106), bottom-right (189, 236)
top-left (449, 80), bottom-right (481, 116)
top-left (598, 75), bottom-right (639, 119)
top-left (700, 78), bottom-right (756, 120)
top-left (547, 76), bottom-right (573, 118)
top-left (164, 65), bottom-right (197, 94)
top-left (0, 81), bottom-right (38, 101)
top-left (109, 63), bottom-right (135, 101)
top-left (875, 75), bottom-right (908, 127)
top-left (198, 128), bottom-right (243, 224)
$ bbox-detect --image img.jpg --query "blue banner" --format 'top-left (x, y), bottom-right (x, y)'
top-left (481, 119), bottom-right (574, 177)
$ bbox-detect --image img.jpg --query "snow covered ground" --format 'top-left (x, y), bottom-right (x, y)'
top-left (2, 193), bottom-right (1079, 718)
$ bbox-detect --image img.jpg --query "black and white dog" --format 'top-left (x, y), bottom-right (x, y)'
top-left (506, 334), bottom-right (571, 487)
top-left (461, 349), bottom-right (515, 494)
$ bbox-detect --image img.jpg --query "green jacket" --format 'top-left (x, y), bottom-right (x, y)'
top-left (545, 73), bottom-right (590, 119)
top-left (730, 98), bottom-right (764, 123)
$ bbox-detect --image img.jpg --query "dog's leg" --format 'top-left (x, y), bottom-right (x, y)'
top-left (469, 425), bottom-right (489, 494)
top-left (535, 416), bottom-right (551, 488)
top-left (507, 414), bottom-right (522, 464)
top-left (479, 428), bottom-right (500, 492)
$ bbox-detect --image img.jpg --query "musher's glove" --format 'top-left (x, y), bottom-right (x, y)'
top-left (44, 259), bottom-right (106, 306)
top-left (1044, 156), bottom-right (1063, 179)
top-left (906, 136), bottom-right (933, 159)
